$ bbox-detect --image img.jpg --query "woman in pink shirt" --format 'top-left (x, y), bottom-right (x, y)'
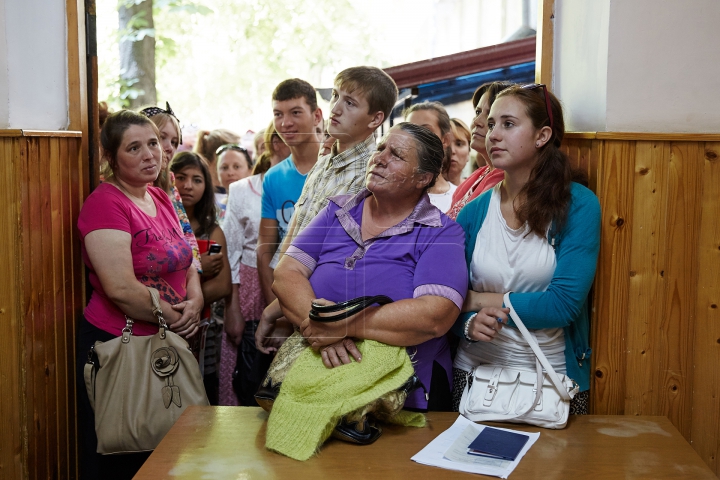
top-left (75, 110), bottom-right (203, 479)
top-left (447, 81), bottom-right (515, 220)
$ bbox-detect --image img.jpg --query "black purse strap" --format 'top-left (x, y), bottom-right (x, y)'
top-left (308, 295), bottom-right (393, 323)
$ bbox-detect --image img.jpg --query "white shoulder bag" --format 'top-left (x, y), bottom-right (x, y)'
top-left (458, 293), bottom-right (579, 429)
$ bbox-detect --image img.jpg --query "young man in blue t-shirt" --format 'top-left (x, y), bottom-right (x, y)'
top-left (256, 78), bottom-right (322, 305)
top-left (255, 67), bottom-right (400, 359)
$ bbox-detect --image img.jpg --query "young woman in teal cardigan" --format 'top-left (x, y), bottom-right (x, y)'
top-left (450, 84), bottom-right (601, 414)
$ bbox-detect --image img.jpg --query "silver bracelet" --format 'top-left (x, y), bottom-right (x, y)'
top-left (463, 313), bottom-right (478, 342)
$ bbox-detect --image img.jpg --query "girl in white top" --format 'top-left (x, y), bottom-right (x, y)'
top-left (453, 182), bottom-right (565, 375)
top-left (215, 144), bottom-right (253, 223)
top-left (451, 84), bottom-right (601, 415)
top-left (427, 181), bottom-right (457, 213)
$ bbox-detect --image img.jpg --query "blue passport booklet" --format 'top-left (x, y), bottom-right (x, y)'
top-left (467, 427), bottom-right (529, 461)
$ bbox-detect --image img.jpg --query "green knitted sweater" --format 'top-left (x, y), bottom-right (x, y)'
top-left (266, 340), bottom-right (425, 461)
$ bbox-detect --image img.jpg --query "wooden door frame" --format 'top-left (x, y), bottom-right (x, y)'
top-left (535, 0), bottom-right (554, 87)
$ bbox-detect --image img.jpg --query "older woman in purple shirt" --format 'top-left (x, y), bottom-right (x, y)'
top-left (272, 123), bottom-right (468, 411)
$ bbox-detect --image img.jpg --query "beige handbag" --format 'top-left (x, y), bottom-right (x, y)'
top-left (84, 287), bottom-right (209, 454)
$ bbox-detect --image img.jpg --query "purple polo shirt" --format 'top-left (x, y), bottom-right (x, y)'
top-left (286, 188), bottom-right (468, 410)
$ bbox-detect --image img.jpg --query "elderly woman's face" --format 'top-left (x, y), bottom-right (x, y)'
top-left (366, 129), bottom-right (424, 196)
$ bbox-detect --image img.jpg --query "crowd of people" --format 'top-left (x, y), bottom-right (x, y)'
top-left (76, 65), bottom-right (600, 478)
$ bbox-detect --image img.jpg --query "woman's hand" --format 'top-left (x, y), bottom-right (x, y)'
top-left (200, 251), bottom-right (223, 278)
top-left (167, 267), bottom-right (203, 338)
top-left (298, 298), bottom-right (363, 367)
top-left (317, 338), bottom-right (362, 369)
top-left (466, 306), bottom-right (509, 342)
top-left (256, 301), bottom-right (283, 353)
top-left (255, 301), bottom-right (294, 354)
top-left (299, 298), bottom-right (352, 349)
top-left (170, 297), bottom-right (202, 338)
top-left (255, 314), bottom-right (293, 354)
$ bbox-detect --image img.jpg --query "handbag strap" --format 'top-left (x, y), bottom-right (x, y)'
top-left (503, 292), bottom-right (572, 401)
top-left (84, 344), bottom-right (98, 411)
top-left (308, 295), bottom-right (393, 323)
top-left (122, 287), bottom-right (169, 341)
top-left (147, 287), bottom-right (166, 325)
top-left (147, 287), bottom-right (169, 338)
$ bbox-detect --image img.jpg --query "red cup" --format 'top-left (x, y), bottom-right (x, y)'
top-left (196, 239), bottom-right (217, 254)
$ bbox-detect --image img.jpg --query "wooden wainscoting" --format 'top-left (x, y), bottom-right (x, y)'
top-left (563, 132), bottom-right (720, 473)
top-left (0, 130), bottom-right (85, 479)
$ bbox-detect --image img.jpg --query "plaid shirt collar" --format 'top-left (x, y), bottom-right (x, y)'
top-left (324, 133), bottom-right (376, 170)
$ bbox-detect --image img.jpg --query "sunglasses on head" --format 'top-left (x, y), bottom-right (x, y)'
top-left (521, 84), bottom-right (554, 132)
top-left (215, 144), bottom-right (248, 157)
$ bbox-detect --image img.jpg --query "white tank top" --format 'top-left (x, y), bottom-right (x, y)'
top-left (454, 184), bottom-right (566, 373)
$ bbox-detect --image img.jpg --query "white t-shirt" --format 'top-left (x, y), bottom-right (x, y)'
top-left (222, 174), bottom-right (263, 284)
top-left (428, 182), bottom-right (457, 213)
top-left (454, 184), bottom-right (565, 373)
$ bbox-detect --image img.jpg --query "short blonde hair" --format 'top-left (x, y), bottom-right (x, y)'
top-left (145, 112), bottom-right (181, 192)
top-left (253, 121), bottom-right (283, 176)
top-left (253, 129), bottom-right (266, 156)
top-left (450, 118), bottom-right (471, 144)
top-left (149, 112), bottom-right (181, 143)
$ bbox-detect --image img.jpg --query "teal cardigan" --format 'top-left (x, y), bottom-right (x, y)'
top-left (451, 183), bottom-right (601, 391)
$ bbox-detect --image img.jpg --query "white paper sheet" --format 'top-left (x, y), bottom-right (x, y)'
top-left (411, 415), bottom-right (540, 478)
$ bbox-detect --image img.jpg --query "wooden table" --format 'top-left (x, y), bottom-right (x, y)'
top-left (135, 407), bottom-right (716, 479)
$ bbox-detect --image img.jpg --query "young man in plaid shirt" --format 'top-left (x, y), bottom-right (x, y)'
top-left (256, 66), bottom-right (399, 353)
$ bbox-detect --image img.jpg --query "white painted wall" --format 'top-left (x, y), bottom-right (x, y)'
top-left (0, 1), bottom-right (10, 128)
top-left (1, 0), bottom-right (68, 130)
top-left (553, 0), bottom-right (610, 132)
top-left (605, 0), bottom-right (720, 132)
top-left (554, 0), bottom-right (720, 133)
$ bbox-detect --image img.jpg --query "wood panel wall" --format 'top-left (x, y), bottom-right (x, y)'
top-left (0, 130), bottom-right (84, 479)
top-left (1, 127), bottom-right (718, 477)
top-left (563, 132), bottom-right (720, 474)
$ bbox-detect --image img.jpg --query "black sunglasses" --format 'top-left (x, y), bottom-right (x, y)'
top-left (521, 84), bottom-right (554, 132)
